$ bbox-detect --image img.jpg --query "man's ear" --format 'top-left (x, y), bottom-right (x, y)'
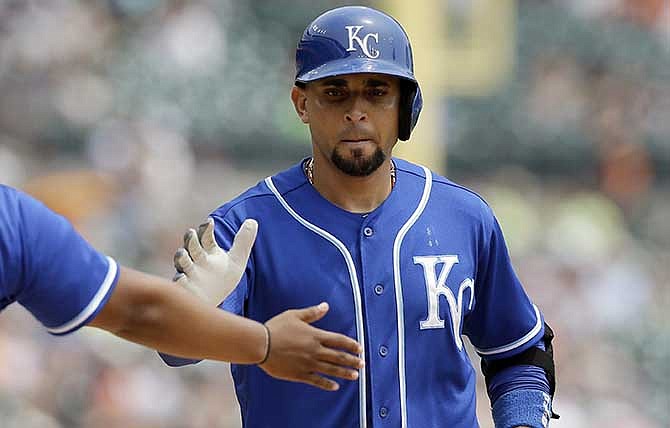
top-left (291, 86), bottom-right (309, 124)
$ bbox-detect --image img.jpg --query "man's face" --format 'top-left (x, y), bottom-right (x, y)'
top-left (291, 73), bottom-right (401, 177)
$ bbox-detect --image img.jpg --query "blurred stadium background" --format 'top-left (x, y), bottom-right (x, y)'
top-left (0, 0), bottom-right (668, 427)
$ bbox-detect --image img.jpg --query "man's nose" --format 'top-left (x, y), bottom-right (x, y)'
top-left (345, 96), bottom-right (369, 123)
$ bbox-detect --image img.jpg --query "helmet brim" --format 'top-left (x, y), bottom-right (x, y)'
top-left (295, 56), bottom-right (417, 84)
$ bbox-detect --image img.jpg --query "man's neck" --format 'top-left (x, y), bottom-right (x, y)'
top-left (309, 155), bottom-right (393, 214)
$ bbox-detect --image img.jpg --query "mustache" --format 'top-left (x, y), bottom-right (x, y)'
top-left (338, 126), bottom-right (375, 141)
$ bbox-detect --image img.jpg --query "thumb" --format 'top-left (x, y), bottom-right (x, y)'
top-left (228, 219), bottom-right (258, 265)
top-left (296, 302), bottom-right (329, 323)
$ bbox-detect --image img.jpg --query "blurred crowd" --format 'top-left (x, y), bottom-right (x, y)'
top-left (0, 1), bottom-right (668, 427)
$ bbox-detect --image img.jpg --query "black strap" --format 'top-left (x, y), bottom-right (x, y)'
top-left (481, 323), bottom-right (560, 419)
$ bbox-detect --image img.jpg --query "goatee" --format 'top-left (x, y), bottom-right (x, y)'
top-left (331, 147), bottom-right (386, 177)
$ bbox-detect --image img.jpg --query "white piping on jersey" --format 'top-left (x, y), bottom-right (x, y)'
top-left (264, 177), bottom-right (367, 428)
top-left (392, 166), bottom-right (432, 428)
top-left (48, 256), bottom-right (118, 335)
top-left (475, 304), bottom-right (543, 355)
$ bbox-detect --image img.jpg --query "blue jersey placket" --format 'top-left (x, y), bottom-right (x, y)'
top-left (265, 176), bottom-right (368, 428)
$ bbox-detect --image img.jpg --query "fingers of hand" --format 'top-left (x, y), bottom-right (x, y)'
top-left (313, 360), bottom-right (359, 381)
top-left (198, 218), bottom-right (218, 253)
top-left (228, 219), bottom-right (258, 265)
top-left (302, 373), bottom-right (339, 391)
top-left (317, 347), bottom-right (364, 370)
top-left (319, 331), bottom-right (363, 356)
top-left (174, 248), bottom-right (194, 275)
top-left (296, 302), bottom-right (329, 323)
top-left (184, 229), bottom-right (207, 263)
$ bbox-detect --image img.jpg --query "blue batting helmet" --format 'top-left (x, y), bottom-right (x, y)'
top-left (295, 6), bottom-right (422, 141)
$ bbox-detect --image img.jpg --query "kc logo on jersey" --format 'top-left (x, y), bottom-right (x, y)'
top-left (413, 255), bottom-right (474, 351)
top-left (345, 25), bottom-right (379, 58)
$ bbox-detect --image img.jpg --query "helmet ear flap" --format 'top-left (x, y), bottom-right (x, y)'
top-left (398, 80), bottom-right (421, 141)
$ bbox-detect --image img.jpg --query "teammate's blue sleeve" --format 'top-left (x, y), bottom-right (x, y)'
top-left (158, 214), bottom-right (252, 367)
top-left (463, 209), bottom-right (544, 359)
top-left (0, 185), bottom-right (119, 335)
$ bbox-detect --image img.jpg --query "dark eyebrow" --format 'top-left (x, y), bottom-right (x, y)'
top-left (317, 77), bottom-right (392, 87)
top-left (364, 78), bottom-right (391, 87)
top-left (318, 78), bottom-right (348, 87)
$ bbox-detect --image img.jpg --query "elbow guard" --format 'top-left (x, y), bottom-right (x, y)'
top-left (482, 322), bottom-right (559, 419)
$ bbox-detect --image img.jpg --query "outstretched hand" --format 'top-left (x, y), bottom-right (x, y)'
top-left (260, 302), bottom-right (364, 391)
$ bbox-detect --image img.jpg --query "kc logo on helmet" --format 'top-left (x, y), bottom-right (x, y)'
top-left (345, 25), bottom-right (379, 58)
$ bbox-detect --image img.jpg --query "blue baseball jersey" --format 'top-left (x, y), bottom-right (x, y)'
top-left (0, 185), bottom-right (119, 335)
top-left (165, 159), bottom-right (544, 428)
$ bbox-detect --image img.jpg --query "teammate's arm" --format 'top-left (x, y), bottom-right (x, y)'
top-left (88, 266), bottom-right (269, 363)
top-left (3, 186), bottom-right (362, 391)
top-left (89, 268), bottom-right (362, 391)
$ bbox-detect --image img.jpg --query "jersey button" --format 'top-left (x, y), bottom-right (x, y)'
top-left (363, 226), bottom-right (374, 237)
top-left (379, 407), bottom-right (388, 418)
top-left (379, 345), bottom-right (388, 357)
top-left (374, 284), bottom-right (384, 295)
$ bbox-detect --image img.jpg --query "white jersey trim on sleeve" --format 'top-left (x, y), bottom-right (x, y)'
top-left (264, 177), bottom-right (367, 428)
top-left (47, 256), bottom-right (118, 335)
top-left (393, 166), bottom-right (432, 428)
top-left (475, 304), bottom-right (542, 355)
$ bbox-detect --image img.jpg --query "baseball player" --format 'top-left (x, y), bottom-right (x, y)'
top-left (0, 184), bottom-right (363, 390)
top-left (165, 6), bottom-right (558, 427)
